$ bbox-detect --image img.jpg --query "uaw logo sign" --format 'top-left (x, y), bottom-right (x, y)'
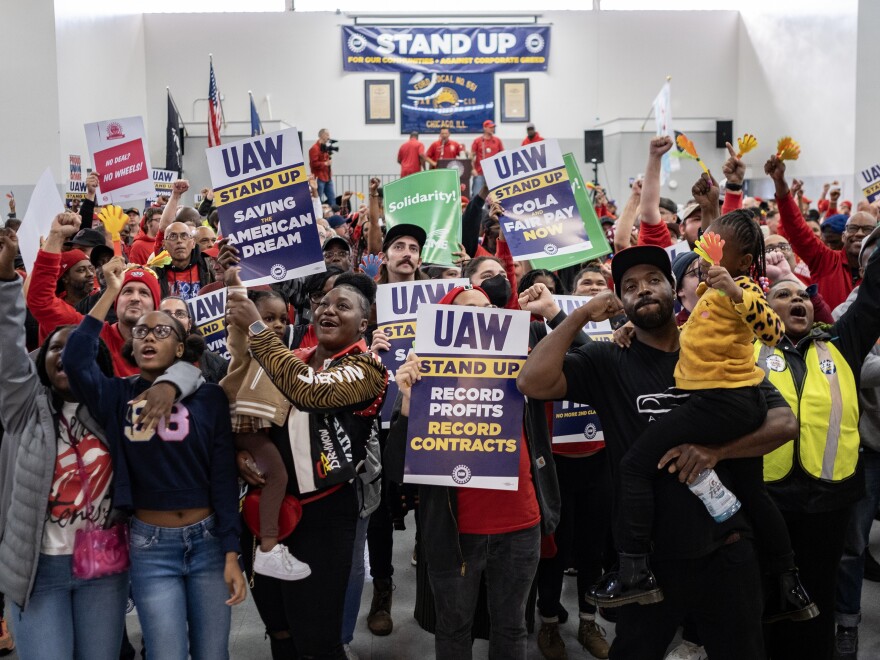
top-left (452, 464), bottom-right (472, 485)
top-left (106, 122), bottom-right (126, 140)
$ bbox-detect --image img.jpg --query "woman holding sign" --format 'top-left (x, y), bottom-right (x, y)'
top-left (388, 284), bottom-right (560, 660)
top-left (226, 280), bottom-right (387, 660)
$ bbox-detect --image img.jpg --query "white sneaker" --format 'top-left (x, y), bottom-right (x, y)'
top-left (253, 544), bottom-right (311, 581)
top-left (665, 640), bottom-right (708, 660)
top-left (343, 643), bottom-right (359, 660)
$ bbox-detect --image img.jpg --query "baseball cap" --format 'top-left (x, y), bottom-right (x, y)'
top-left (65, 228), bottom-right (106, 249)
top-left (680, 203), bottom-right (701, 222)
top-left (526, 123), bottom-right (535, 130)
top-left (822, 214), bottom-right (848, 235)
top-left (482, 120), bottom-right (495, 129)
top-left (382, 223), bottom-right (427, 253)
top-left (611, 245), bottom-right (675, 297)
top-left (600, 216), bottom-right (615, 226)
top-left (327, 214), bottom-right (348, 229)
top-left (89, 244), bottom-right (114, 268)
top-left (323, 236), bottom-right (351, 253)
top-left (659, 197), bottom-right (678, 217)
top-left (123, 207), bottom-right (140, 216)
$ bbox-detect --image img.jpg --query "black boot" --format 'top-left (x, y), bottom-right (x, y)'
top-left (763, 568), bottom-right (819, 624)
top-left (864, 550), bottom-right (880, 582)
top-left (588, 553), bottom-right (664, 608)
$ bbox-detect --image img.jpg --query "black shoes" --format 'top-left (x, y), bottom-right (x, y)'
top-left (588, 553), bottom-right (664, 608)
top-left (763, 568), bottom-right (820, 624)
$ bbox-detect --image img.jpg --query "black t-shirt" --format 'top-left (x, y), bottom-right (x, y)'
top-left (561, 337), bottom-right (788, 560)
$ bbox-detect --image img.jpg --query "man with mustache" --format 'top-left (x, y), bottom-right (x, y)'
top-left (518, 245), bottom-right (798, 660)
top-left (26, 213), bottom-right (160, 377)
top-left (377, 224), bottom-right (428, 285)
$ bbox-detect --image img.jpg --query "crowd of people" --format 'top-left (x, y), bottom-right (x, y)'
top-left (0, 124), bottom-right (878, 660)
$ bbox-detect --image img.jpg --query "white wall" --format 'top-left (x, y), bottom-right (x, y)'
top-left (0, 0), bottom-right (61, 187)
top-left (737, 2), bottom-right (858, 198)
top-left (854, 0), bottom-right (880, 190)
top-left (0, 6), bottom-right (866, 213)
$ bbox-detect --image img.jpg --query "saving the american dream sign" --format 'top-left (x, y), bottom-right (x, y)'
top-left (206, 127), bottom-right (325, 287)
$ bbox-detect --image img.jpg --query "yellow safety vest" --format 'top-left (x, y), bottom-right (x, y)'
top-left (755, 341), bottom-right (860, 483)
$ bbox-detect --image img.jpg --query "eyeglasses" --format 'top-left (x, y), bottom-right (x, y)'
top-left (323, 250), bottom-right (349, 259)
top-left (131, 324), bottom-right (181, 341)
top-left (845, 224), bottom-right (877, 236)
top-left (765, 243), bottom-right (792, 253)
top-left (164, 310), bottom-right (190, 320)
top-left (684, 264), bottom-right (703, 279)
top-left (165, 232), bottom-right (192, 242)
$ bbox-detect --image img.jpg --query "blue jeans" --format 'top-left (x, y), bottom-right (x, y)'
top-left (342, 514), bottom-right (370, 645)
top-left (835, 447), bottom-right (880, 627)
top-left (129, 515), bottom-right (231, 660)
top-left (10, 553), bottom-right (128, 660)
top-left (427, 524), bottom-right (541, 660)
top-left (471, 175), bottom-right (486, 197)
top-left (318, 178), bottom-right (336, 205)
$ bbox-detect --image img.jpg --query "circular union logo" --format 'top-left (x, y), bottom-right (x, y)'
top-left (347, 34), bottom-right (367, 53)
top-left (820, 359), bottom-right (837, 375)
top-left (765, 355), bottom-right (786, 372)
top-left (543, 243), bottom-right (558, 255)
top-left (452, 464), bottom-right (472, 485)
top-left (525, 33), bottom-right (545, 53)
top-left (270, 264), bottom-right (287, 280)
top-left (584, 423), bottom-right (597, 440)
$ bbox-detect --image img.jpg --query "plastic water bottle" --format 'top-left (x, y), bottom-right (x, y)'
top-left (688, 469), bottom-right (742, 522)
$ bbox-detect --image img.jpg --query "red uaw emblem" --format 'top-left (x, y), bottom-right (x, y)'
top-left (106, 122), bottom-right (126, 140)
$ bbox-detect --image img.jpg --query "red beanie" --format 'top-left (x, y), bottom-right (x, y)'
top-left (119, 266), bottom-right (161, 308)
top-left (59, 249), bottom-right (90, 278)
top-left (438, 284), bottom-right (489, 306)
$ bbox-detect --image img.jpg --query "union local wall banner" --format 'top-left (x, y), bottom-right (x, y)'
top-left (343, 25), bottom-right (550, 73)
top-left (401, 72), bottom-right (494, 134)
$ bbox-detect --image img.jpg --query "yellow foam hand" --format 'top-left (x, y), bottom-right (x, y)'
top-left (97, 205), bottom-right (128, 241)
top-left (736, 134), bottom-right (758, 158)
top-left (676, 133), bottom-right (710, 175)
top-left (776, 137), bottom-right (801, 162)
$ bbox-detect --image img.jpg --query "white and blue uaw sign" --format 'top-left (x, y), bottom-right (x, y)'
top-left (405, 304), bottom-right (530, 490)
top-left (206, 127), bottom-right (325, 287)
top-left (484, 139), bottom-right (593, 262)
top-left (342, 25), bottom-right (550, 73)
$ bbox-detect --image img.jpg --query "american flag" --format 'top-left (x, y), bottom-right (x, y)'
top-left (208, 59), bottom-right (222, 147)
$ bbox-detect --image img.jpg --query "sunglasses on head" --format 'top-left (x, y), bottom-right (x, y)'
top-left (131, 324), bottom-right (182, 341)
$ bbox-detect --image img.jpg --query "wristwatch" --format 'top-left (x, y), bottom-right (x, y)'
top-left (248, 320), bottom-right (269, 337)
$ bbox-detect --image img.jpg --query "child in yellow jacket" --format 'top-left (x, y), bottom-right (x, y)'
top-left (593, 210), bottom-right (816, 625)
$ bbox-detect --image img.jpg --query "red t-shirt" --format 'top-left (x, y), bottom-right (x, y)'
top-left (398, 139), bottom-right (425, 177)
top-left (427, 139), bottom-right (464, 164)
top-left (471, 135), bottom-right (505, 176)
top-left (456, 433), bottom-right (541, 535)
top-left (164, 264), bottom-right (202, 300)
top-left (521, 133), bottom-right (544, 146)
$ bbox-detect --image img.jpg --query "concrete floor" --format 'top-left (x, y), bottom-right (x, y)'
top-left (4, 522), bottom-right (880, 659)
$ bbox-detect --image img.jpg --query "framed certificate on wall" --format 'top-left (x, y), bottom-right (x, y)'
top-left (365, 80), bottom-right (395, 124)
top-left (500, 79), bottom-right (530, 123)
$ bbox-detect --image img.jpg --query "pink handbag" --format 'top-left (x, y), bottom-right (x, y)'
top-left (60, 417), bottom-right (131, 580)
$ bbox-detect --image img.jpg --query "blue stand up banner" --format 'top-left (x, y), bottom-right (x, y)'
top-left (343, 25), bottom-right (550, 73)
top-left (401, 72), bottom-right (494, 134)
top-left (405, 304), bottom-right (530, 490)
top-left (375, 279), bottom-right (468, 429)
top-left (206, 127), bottom-right (326, 287)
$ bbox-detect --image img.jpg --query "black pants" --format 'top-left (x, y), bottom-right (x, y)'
top-left (617, 387), bottom-right (793, 573)
top-left (243, 484), bottom-right (358, 660)
top-left (537, 452), bottom-right (611, 617)
top-left (764, 507), bottom-right (853, 660)
top-left (610, 538), bottom-right (765, 660)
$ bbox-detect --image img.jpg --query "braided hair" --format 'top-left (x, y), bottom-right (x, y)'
top-left (711, 209), bottom-right (767, 282)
